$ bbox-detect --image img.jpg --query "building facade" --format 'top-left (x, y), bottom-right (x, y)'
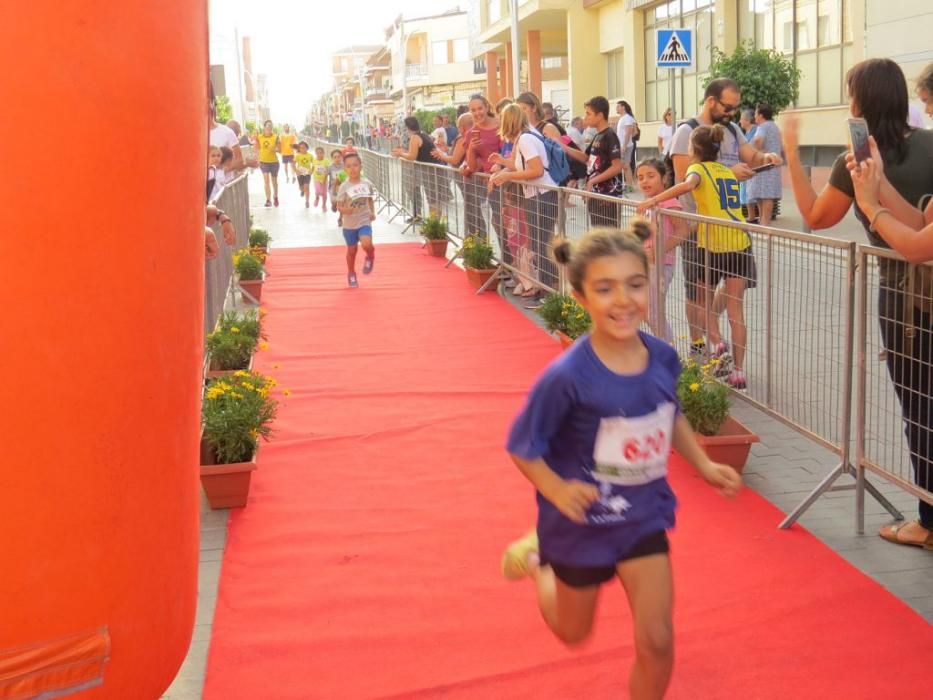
top-left (471, 0), bottom-right (933, 158)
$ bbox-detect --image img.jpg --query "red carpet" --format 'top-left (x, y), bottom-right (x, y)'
top-left (204, 244), bottom-right (932, 699)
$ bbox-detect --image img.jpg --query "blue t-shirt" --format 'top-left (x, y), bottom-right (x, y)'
top-left (506, 332), bottom-right (681, 567)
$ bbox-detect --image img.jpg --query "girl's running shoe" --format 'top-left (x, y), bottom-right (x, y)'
top-left (348, 273), bottom-right (359, 288)
top-left (726, 370), bottom-right (747, 390)
top-left (501, 530), bottom-right (539, 581)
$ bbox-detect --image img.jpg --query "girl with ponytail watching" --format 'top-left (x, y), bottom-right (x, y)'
top-left (637, 124), bottom-right (757, 389)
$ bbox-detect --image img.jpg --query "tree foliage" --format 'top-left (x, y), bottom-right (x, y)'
top-left (705, 41), bottom-right (800, 113)
top-left (214, 95), bottom-right (233, 123)
top-left (413, 107), bottom-right (457, 133)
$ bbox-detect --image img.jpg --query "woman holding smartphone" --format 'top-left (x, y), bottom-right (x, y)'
top-left (783, 58), bottom-right (933, 549)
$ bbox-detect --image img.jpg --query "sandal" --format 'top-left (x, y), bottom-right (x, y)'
top-left (879, 520), bottom-right (933, 550)
top-left (501, 530), bottom-right (539, 581)
top-left (519, 288), bottom-right (538, 297)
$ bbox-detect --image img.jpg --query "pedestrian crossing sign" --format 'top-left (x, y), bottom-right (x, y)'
top-left (656, 28), bottom-right (693, 68)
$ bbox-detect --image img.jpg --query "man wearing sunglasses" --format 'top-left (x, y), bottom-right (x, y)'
top-left (667, 77), bottom-right (782, 364)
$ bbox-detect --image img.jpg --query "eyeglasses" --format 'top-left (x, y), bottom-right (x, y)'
top-left (717, 99), bottom-right (740, 113)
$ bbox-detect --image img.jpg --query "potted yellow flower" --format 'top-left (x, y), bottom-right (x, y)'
top-left (249, 227), bottom-right (271, 262)
top-left (200, 370), bottom-right (280, 508)
top-left (461, 234), bottom-right (498, 292)
top-left (537, 293), bottom-right (591, 349)
top-left (234, 248), bottom-right (265, 304)
top-left (205, 310), bottom-right (264, 378)
top-left (678, 358), bottom-right (759, 472)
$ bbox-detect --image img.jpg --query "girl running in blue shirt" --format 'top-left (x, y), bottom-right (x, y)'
top-left (502, 222), bottom-right (741, 699)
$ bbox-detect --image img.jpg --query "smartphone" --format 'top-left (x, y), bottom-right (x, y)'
top-left (848, 117), bottom-right (871, 162)
top-left (752, 163), bottom-right (775, 173)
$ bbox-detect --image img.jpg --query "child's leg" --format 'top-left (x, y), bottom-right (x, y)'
top-left (271, 169), bottom-right (279, 198)
top-left (724, 276), bottom-right (748, 370)
top-left (359, 234), bottom-right (374, 259)
top-left (346, 243), bottom-right (358, 274)
top-left (263, 172), bottom-right (271, 201)
top-left (528, 557), bottom-right (601, 646)
top-left (616, 553), bottom-right (674, 700)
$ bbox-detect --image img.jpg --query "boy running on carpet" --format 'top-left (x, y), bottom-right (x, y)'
top-left (335, 152), bottom-right (376, 288)
top-left (501, 223), bottom-right (741, 700)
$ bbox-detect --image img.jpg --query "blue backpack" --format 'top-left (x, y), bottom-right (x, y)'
top-left (527, 131), bottom-right (571, 186)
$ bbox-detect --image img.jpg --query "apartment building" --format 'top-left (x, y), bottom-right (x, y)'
top-left (471, 0), bottom-right (933, 158)
top-left (385, 9), bottom-right (486, 115)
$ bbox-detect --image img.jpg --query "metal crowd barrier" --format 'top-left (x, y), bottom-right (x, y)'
top-left (204, 173), bottom-right (249, 334)
top-left (301, 139), bottom-right (932, 529)
top-left (855, 246), bottom-right (932, 532)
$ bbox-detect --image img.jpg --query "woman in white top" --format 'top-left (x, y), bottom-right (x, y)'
top-left (490, 104), bottom-right (559, 295)
top-left (657, 108), bottom-right (675, 159)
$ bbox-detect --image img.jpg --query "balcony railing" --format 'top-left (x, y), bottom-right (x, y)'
top-left (405, 64), bottom-right (428, 80)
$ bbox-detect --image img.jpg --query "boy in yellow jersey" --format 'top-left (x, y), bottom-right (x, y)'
top-left (294, 141), bottom-right (313, 208)
top-left (637, 124), bottom-right (755, 389)
top-left (310, 146), bottom-right (332, 213)
top-left (257, 120), bottom-right (280, 207)
top-left (280, 124), bottom-right (297, 183)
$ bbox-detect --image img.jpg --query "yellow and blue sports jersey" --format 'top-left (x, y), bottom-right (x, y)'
top-left (686, 161), bottom-right (750, 253)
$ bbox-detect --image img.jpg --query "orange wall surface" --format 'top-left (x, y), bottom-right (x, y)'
top-left (2, 2), bottom-right (205, 697)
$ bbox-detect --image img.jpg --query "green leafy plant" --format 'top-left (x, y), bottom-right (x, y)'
top-left (234, 249), bottom-right (264, 281)
top-left (677, 358), bottom-right (731, 436)
top-left (413, 108), bottom-right (457, 134)
top-left (214, 95), bottom-right (233, 123)
top-left (705, 41), bottom-right (801, 114)
top-left (206, 327), bottom-right (257, 371)
top-left (537, 293), bottom-right (591, 339)
top-left (461, 235), bottom-right (495, 270)
top-left (249, 227), bottom-right (271, 248)
top-left (216, 309), bottom-right (264, 342)
top-left (202, 371), bottom-right (280, 464)
top-left (420, 215), bottom-right (449, 241)
top-left (245, 120), bottom-right (257, 134)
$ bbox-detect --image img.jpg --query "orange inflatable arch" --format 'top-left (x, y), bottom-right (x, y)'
top-left (3, 2), bottom-right (204, 697)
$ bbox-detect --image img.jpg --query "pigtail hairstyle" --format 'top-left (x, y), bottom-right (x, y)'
top-left (552, 220), bottom-right (653, 292)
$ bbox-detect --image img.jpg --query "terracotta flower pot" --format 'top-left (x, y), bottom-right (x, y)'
top-left (694, 416), bottom-right (760, 473)
top-left (555, 331), bottom-right (574, 350)
top-left (426, 239), bottom-right (448, 257)
top-left (199, 439), bottom-right (257, 509)
top-left (239, 276), bottom-right (264, 304)
top-left (205, 352), bottom-right (254, 380)
top-left (465, 267), bottom-right (498, 292)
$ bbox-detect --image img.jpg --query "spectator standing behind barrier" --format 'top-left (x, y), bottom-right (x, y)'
top-left (563, 96), bottom-right (623, 229)
top-left (433, 113), bottom-right (473, 168)
top-left (746, 104), bottom-right (783, 227)
top-left (916, 63), bottom-right (933, 120)
top-left (784, 58), bottom-right (933, 549)
top-left (257, 120), bottom-right (281, 208)
top-left (637, 125), bottom-right (755, 390)
top-left (442, 113), bottom-right (458, 150)
top-left (567, 116), bottom-right (586, 149)
top-left (616, 101), bottom-right (637, 191)
top-left (430, 114), bottom-right (448, 153)
top-left (460, 94), bottom-right (502, 238)
top-left (668, 78), bottom-right (782, 360)
top-left (209, 110), bottom-right (244, 174)
top-left (392, 116), bottom-right (438, 223)
top-left (657, 108), bottom-right (675, 162)
top-left (490, 104), bottom-right (559, 301)
top-left (738, 109), bottom-right (758, 223)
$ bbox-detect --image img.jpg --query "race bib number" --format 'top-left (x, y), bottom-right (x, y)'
top-left (592, 403), bottom-right (675, 486)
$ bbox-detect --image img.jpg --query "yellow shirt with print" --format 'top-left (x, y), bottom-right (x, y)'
top-left (257, 133), bottom-right (279, 163)
top-left (311, 157), bottom-right (332, 183)
top-left (686, 161), bottom-right (750, 253)
top-left (294, 152), bottom-right (313, 175)
top-left (280, 133), bottom-right (296, 156)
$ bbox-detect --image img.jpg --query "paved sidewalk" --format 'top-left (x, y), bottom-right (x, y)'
top-left (165, 171), bottom-right (929, 699)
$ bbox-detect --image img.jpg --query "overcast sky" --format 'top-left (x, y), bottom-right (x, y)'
top-left (218, 0), bottom-right (460, 125)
